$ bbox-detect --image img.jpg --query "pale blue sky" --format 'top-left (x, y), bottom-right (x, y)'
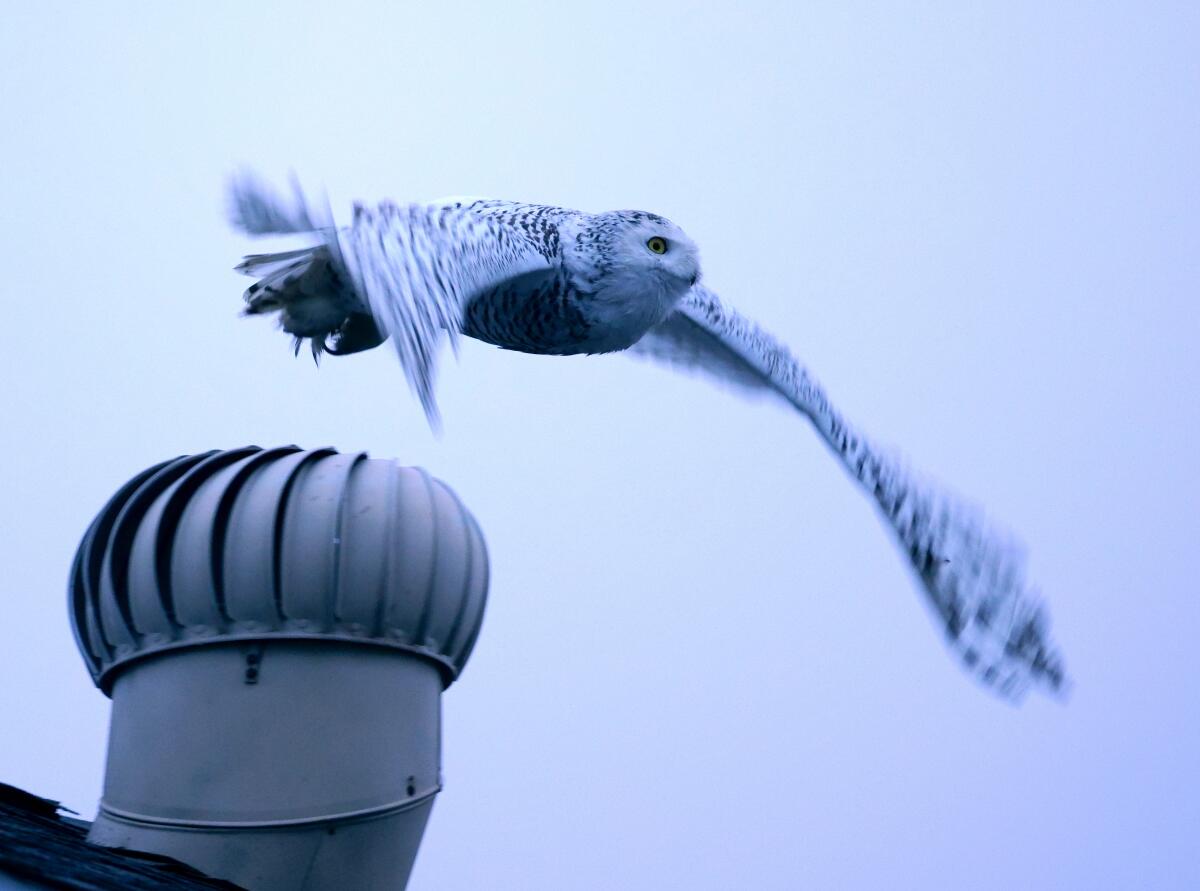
top-left (1, 3), bottom-right (1197, 888)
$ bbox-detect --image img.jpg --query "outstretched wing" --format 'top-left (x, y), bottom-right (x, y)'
top-left (230, 174), bottom-right (562, 426)
top-left (631, 286), bottom-right (1068, 701)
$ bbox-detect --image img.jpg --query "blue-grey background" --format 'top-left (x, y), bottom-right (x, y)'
top-left (1, 3), bottom-right (1196, 888)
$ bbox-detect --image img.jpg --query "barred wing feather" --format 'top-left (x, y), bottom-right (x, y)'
top-left (633, 286), bottom-right (1068, 701)
top-left (339, 202), bottom-right (558, 424)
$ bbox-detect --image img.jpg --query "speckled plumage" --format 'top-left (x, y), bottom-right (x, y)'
top-left (229, 173), bottom-right (1068, 702)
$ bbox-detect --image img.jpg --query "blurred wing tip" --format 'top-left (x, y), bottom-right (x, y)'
top-left (418, 388), bottom-right (444, 434)
top-left (1032, 645), bottom-right (1072, 702)
top-left (950, 607), bottom-right (1070, 704)
top-left (225, 167), bottom-right (316, 235)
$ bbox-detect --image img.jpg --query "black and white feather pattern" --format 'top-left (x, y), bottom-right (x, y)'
top-left (339, 201), bottom-right (561, 423)
top-left (636, 287), bottom-right (1068, 700)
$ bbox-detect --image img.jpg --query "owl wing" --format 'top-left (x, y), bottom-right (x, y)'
top-left (630, 286), bottom-right (1068, 701)
top-left (230, 174), bottom-right (560, 426)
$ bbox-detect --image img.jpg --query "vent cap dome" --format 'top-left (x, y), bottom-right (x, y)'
top-left (70, 446), bottom-right (489, 693)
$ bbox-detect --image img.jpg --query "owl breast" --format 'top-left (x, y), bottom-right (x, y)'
top-left (462, 270), bottom-right (597, 355)
top-left (462, 263), bottom-right (684, 356)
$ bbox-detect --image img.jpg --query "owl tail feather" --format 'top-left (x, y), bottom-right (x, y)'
top-left (229, 172), bottom-right (385, 359)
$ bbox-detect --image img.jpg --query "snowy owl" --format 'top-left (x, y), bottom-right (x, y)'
top-left (228, 174), bottom-right (1067, 702)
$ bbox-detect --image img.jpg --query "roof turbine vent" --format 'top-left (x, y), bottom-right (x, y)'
top-left (69, 446), bottom-right (489, 891)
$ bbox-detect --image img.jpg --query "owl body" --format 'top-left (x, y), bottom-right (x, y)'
top-left (460, 205), bottom-right (698, 355)
top-left (245, 198), bottom-right (701, 359)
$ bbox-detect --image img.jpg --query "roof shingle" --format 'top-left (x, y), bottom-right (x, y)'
top-left (0, 783), bottom-right (242, 890)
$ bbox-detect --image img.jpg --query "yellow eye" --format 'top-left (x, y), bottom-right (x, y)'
top-left (646, 236), bottom-right (668, 255)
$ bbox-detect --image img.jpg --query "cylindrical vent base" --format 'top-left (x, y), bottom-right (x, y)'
top-left (87, 640), bottom-right (443, 890)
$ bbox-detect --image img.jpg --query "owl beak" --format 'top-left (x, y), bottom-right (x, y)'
top-left (689, 273), bottom-right (700, 287)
